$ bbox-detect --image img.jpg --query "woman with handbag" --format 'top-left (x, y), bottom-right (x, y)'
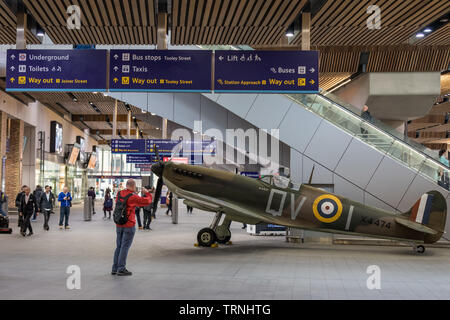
top-left (103, 188), bottom-right (113, 220)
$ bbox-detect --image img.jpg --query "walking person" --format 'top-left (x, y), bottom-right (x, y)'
top-left (0, 189), bottom-right (7, 217)
top-left (31, 185), bottom-right (43, 222)
top-left (143, 186), bottom-right (153, 230)
top-left (19, 186), bottom-right (39, 237)
top-left (112, 179), bottom-right (151, 276)
top-left (88, 187), bottom-right (96, 215)
top-left (39, 185), bottom-right (55, 231)
top-left (58, 187), bottom-right (72, 229)
top-left (135, 206), bottom-right (143, 230)
top-left (165, 191), bottom-right (173, 216)
top-left (150, 187), bottom-right (156, 220)
top-left (15, 186), bottom-right (26, 227)
top-left (186, 205), bottom-right (193, 214)
top-left (438, 149), bottom-right (449, 190)
top-left (103, 188), bottom-right (113, 220)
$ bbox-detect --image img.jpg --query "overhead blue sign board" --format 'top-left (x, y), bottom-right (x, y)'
top-left (109, 50), bottom-right (212, 92)
top-left (126, 154), bottom-right (152, 164)
top-left (214, 50), bottom-right (319, 93)
top-left (111, 139), bottom-right (151, 154)
top-left (6, 49), bottom-right (107, 92)
top-left (113, 139), bottom-right (216, 165)
top-left (147, 139), bottom-right (216, 164)
top-left (240, 172), bottom-right (260, 179)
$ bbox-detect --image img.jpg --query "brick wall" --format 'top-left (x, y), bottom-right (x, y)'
top-left (5, 119), bottom-right (24, 208)
top-left (0, 112), bottom-right (7, 188)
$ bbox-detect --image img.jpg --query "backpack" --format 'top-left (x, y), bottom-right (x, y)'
top-left (113, 192), bottom-right (133, 225)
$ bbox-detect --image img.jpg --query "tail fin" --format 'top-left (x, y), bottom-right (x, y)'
top-left (402, 190), bottom-right (447, 243)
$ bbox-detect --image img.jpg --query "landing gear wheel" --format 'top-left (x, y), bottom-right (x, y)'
top-left (197, 228), bottom-right (217, 247)
top-left (217, 234), bottom-right (231, 244)
top-left (415, 245), bottom-right (425, 254)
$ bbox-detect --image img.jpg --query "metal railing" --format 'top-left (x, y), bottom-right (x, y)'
top-left (286, 92), bottom-right (449, 187)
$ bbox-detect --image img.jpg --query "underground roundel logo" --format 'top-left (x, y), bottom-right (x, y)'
top-left (312, 194), bottom-right (343, 223)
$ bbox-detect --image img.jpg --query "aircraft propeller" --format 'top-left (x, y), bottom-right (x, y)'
top-left (151, 146), bottom-right (164, 213)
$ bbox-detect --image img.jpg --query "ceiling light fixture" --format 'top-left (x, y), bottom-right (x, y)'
top-left (423, 28), bottom-right (432, 33)
top-left (415, 33), bottom-right (425, 38)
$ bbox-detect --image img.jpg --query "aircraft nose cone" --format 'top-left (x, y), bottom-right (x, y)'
top-left (151, 162), bottom-right (164, 177)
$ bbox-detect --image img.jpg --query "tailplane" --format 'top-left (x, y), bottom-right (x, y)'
top-left (401, 190), bottom-right (447, 243)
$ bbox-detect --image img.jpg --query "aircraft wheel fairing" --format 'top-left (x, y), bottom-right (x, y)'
top-left (197, 228), bottom-right (217, 247)
top-left (217, 234), bottom-right (231, 244)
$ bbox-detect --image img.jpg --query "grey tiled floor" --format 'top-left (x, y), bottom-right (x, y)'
top-left (1, 203), bottom-right (450, 300)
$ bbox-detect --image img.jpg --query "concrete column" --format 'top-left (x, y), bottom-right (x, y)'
top-left (162, 118), bottom-right (168, 139)
top-left (157, 13), bottom-right (169, 140)
top-left (22, 126), bottom-right (36, 189)
top-left (157, 13), bottom-right (168, 50)
top-left (5, 119), bottom-right (24, 208)
top-left (112, 99), bottom-right (118, 139)
top-left (16, 4), bottom-right (27, 50)
top-left (0, 112), bottom-right (8, 190)
top-left (301, 12), bottom-right (311, 51)
top-left (127, 111), bottom-right (131, 138)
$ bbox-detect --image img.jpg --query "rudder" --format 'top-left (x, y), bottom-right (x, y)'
top-left (403, 190), bottom-right (447, 243)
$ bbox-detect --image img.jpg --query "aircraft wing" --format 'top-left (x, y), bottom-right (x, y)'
top-left (176, 188), bottom-right (268, 223)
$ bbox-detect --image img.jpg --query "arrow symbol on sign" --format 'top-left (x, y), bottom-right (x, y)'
top-left (114, 54), bottom-right (119, 60)
top-left (310, 68), bottom-right (315, 73)
top-left (309, 79), bottom-right (315, 85)
top-left (113, 66), bottom-right (119, 72)
top-left (10, 55), bottom-right (15, 60)
top-left (219, 56), bottom-right (224, 61)
top-left (10, 77), bottom-right (15, 83)
top-left (10, 66), bottom-right (15, 71)
top-left (113, 78), bottom-right (118, 83)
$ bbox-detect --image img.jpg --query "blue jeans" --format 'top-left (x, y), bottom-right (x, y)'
top-left (59, 206), bottom-right (70, 227)
top-left (112, 226), bottom-right (136, 272)
top-left (0, 206), bottom-right (6, 217)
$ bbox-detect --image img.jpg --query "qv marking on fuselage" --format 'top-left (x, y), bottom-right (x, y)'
top-left (265, 189), bottom-right (307, 220)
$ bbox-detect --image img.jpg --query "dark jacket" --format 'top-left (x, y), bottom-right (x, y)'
top-left (361, 110), bottom-right (373, 123)
top-left (40, 191), bottom-right (55, 212)
top-left (15, 192), bottom-right (24, 210)
top-left (33, 187), bottom-right (44, 204)
top-left (20, 193), bottom-right (39, 217)
top-left (88, 189), bottom-right (96, 199)
top-left (103, 193), bottom-right (113, 211)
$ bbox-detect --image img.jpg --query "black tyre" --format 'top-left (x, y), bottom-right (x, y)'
top-left (197, 228), bottom-right (217, 247)
top-left (416, 245), bottom-right (425, 254)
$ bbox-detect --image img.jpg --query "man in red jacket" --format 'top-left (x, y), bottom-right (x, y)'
top-left (112, 179), bottom-right (152, 276)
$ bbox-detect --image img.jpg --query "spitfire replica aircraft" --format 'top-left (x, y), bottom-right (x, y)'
top-left (151, 151), bottom-right (447, 254)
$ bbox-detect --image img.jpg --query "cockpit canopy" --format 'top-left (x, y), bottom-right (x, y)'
top-left (258, 175), bottom-right (301, 191)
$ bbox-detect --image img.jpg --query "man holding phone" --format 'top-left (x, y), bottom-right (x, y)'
top-left (58, 187), bottom-right (72, 229)
top-left (112, 179), bottom-right (152, 276)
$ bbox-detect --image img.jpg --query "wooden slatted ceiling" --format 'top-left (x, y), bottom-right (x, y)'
top-left (319, 73), bottom-right (352, 91)
top-left (416, 24), bottom-right (450, 46)
top-left (366, 46), bottom-right (450, 72)
top-left (23, 0), bottom-right (157, 44)
top-left (171, 0), bottom-right (307, 45)
top-left (0, 0), bottom-right (40, 44)
top-left (292, 0), bottom-right (450, 46)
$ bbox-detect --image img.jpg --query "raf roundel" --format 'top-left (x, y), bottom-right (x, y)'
top-left (312, 194), bottom-right (343, 223)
